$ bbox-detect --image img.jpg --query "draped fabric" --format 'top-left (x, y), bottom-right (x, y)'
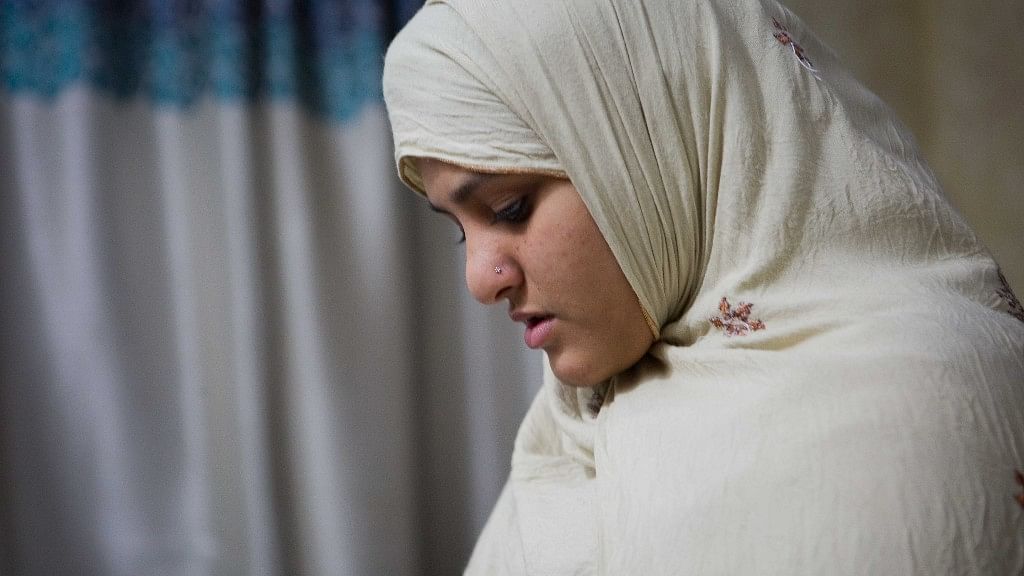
top-left (384, 0), bottom-right (1024, 573)
top-left (0, 2), bottom-right (539, 575)
top-left (1, 1), bottom-right (1022, 575)
top-left (784, 0), bottom-right (1024, 295)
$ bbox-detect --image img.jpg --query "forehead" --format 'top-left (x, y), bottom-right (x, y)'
top-left (415, 158), bottom-right (493, 206)
top-left (415, 157), bottom-right (557, 213)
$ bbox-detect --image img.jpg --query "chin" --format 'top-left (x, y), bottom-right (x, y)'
top-left (548, 352), bottom-right (607, 388)
top-left (549, 344), bottom-right (652, 388)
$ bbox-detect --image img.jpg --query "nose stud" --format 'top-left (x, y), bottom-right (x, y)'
top-left (494, 266), bottom-right (504, 275)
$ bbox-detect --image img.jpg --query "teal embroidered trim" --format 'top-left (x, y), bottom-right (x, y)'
top-left (1, 1), bottom-right (386, 122)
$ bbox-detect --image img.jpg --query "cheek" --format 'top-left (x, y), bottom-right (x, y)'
top-left (534, 204), bottom-right (605, 286)
top-left (519, 213), bottom-right (580, 279)
top-left (528, 194), bottom-right (653, 384)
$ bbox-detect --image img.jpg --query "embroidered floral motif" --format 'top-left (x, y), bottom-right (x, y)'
top-left (710, 297), bottom-right (766, 337)
top-left (996, 269), bottom-right (1024, 323)
top-left (772, 17), bottom-right (820, 78)
top-left (1015, 470), bottom-right (1024, 509)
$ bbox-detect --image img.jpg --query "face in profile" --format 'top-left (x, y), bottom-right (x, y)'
top-left (415, 157), bottom-right (655, 387)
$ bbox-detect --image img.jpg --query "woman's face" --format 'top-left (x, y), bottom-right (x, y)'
top-left (416, 157), bottom-right (655, 387)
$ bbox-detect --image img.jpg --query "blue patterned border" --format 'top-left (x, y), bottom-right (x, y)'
top-left (0, 0), bottom-right (410, 122)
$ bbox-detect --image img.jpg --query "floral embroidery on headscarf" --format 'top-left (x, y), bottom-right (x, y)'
top-left (772, 17), bottom-right (820, 79)
top-left (710, 297), bottom-right (766, 337)
top-left (1015, 470), bottom-right (1024, 509)
top-left (996, 269), bottom-right (1024, 323)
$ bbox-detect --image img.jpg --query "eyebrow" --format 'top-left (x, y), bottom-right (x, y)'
top-left (426, 172), bottom-right (498, 213)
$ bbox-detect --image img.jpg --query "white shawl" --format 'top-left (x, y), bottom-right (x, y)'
top-left (384, 0), bottom-right (1024, 573)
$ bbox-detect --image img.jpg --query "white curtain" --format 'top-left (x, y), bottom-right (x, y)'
top-left (0, 1), bottom-right (1019, 575)
top-left (0, 47), bottom-right (539, 576)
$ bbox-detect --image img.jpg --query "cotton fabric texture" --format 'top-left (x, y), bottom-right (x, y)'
top-left (383, 0), bottom-right (1024, 573)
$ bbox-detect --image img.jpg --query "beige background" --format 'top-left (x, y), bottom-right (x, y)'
top-left (787, 0), bottom-right (1023, 290)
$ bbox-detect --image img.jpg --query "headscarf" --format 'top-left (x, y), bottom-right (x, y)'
top-left (384, 0), bottom-right (1024, 573)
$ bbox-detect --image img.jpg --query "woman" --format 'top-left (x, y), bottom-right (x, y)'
top-left (384, 0), bottom-right (1024, 572)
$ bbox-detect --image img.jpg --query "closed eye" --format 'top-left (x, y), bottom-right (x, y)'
top-left (492, 197), bottom-right (531, 225)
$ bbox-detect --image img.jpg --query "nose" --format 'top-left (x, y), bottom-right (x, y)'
top-left (464, 240), bottom-right (519, 305)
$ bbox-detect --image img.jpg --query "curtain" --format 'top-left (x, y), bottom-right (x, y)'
top-left (0, 1), bottom-right (1019, 575)
top-left (0, 2), bottom-right (539, 575)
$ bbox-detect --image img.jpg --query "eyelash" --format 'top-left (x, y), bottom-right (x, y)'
top-left (455, 197), bottom-right (531, 244)
top-left (493, 197), bottom-right (530, 225)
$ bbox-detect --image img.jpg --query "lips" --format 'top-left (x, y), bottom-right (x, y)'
top-left (523, 315), bottom-right (554, 349)
top-left (510, 309), bottom-right (555, 349)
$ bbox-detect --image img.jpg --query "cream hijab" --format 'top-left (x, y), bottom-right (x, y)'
top-left (384, 0), bottom-right (1024, 573)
